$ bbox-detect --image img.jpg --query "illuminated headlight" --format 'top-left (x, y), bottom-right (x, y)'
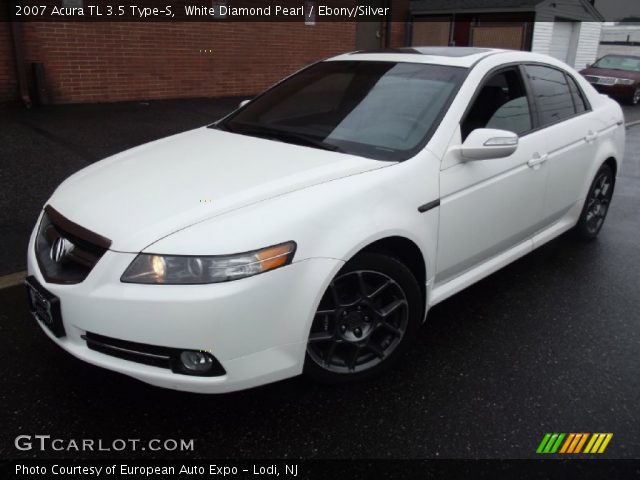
top-left (121, 241), bottom-right (296, 284)
top-left (615, 78), bottom-right (635, 85)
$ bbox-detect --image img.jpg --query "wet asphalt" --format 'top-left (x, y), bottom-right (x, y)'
top-left (0, 104), bottom-right (639, 461)
top-left (0, 97), bottom-right (245, 277)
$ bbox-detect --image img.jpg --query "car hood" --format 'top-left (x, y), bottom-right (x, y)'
top-left (580, 67), bottom-right (640, 81)
top-left (48, 127), bottom-right (388, 252)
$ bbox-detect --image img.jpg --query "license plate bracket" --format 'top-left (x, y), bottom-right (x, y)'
top-left (25, 275), bottom-right (66, 338)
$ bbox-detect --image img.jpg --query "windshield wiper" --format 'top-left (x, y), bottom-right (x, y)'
top-left (259, 129), bottom-right (344, 153)
top-left (216, 123), bottom-right (343, 153)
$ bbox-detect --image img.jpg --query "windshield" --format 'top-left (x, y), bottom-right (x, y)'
top-left (217, 61), bottom-right (467, 161)
top-left (592, 55), bottom-right (640, 72)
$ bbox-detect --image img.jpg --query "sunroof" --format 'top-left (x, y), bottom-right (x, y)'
top-left (351, 47), bottom-right (492, 57)
top-left (411, 47), bottom-right (492, 57)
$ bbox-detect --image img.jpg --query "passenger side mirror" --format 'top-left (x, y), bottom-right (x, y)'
top-left (460, 128), bottom-right (519, 161)
top-left (239, 99), bottom-right (251, 108)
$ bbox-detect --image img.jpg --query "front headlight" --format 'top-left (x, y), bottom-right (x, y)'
top-left (121, 241), bottom-right (296, 284)
top-left (615, 78), bottom-right (635, 85)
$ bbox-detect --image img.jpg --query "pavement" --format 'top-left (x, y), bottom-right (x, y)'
top-left (0, 98), bottom-right (639, 460)
top-left (0, 97), bottom-right (244, 277)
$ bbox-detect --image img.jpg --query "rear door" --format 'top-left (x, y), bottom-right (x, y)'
top-left (522, 65), bottom-right (599, 224)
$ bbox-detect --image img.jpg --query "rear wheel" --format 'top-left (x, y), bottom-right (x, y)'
top-left (304, 252), bottom-right (422, 383)
top-left (575, 164), bottom-right (615, 240)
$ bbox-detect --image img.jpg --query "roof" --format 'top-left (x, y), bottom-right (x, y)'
top-left (411, 0), bottom-right (544, 11)
top-left (354, 47), bottom-right (494, 57)
top-left (328, 47), bottom-right (505, 68)
top-left (410, 0), bottom-right (604, 20)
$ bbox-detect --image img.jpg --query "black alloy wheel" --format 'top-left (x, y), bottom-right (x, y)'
top-left (305, 252), bottom-right (422, 383)
top-left (575, 164), bottom-right (615, 240)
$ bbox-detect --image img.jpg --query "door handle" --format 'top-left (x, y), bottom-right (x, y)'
top-left (528, 153), bottom-right (548, 168)
top-left (585, 131), bottom-right (598, 143)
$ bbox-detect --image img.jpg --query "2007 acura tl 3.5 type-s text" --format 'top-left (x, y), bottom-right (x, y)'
top-left (26, 47), bottom-right (625, 393)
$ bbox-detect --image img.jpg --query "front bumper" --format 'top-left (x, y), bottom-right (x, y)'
top-left (589, 82), bottom-right (636, 101)
top-left (27, 231), bottom-right (342, 393)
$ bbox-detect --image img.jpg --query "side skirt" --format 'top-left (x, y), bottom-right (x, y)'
top-left (428, 211), bottom-right (579, 308)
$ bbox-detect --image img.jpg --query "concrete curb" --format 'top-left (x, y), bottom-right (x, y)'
top-left (0, 271), bottom-right (27, 290)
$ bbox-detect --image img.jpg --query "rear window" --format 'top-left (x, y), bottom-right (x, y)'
top-left (567, 75), bottom-right (589, 114)
top-left (524, 65), bottom-right (576, 127)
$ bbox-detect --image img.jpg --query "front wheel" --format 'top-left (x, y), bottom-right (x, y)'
top-left (304, 252), bottom-right (422, 384)
top-left (630, 87), bottom-right (640, 106)
top-left (574, 164), bottom-right (615, 240)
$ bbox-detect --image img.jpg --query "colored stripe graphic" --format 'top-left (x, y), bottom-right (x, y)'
top-left (584, 433), bottom-right (614, 454)
top-left (538, 433), bottom-right (613, 454)
top-left (536, 433), bottom-right (565, 454)
top-left (574, 433), bottom-right (589, 453)
top-left (559, 433), bottom-right (575, 454)
top-left (550, 433), bottom-right (565, 453)
top-left (536, 433), bottom-right (552, 454)
top-left (584, 434), bottom-right (599, 454)
top-left (568, 433), bottom-right (584, 453)
top-left (598, 434), bottom-right (614, 453)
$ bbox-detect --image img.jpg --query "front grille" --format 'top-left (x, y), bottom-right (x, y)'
top-left (83, 332), bottom-right (226, 377)
top-left (35, 205), bottom-right (111, 284)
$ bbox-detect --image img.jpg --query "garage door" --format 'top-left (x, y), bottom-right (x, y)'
top-left (549, 22), bottom-right (576, 64)
top-left (411, 20), bottom-right (451, 46)
top-left (471, 25), bottom-right (524, 50)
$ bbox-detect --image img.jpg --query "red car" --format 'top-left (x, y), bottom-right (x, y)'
top-left (580, 54), bottom-right (640, 105)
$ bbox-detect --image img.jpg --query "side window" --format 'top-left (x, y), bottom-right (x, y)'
top-left (566, 74), bottom-right (589, 114)
top-left (461, 69), bottom-right (532, 141)
top-left (524, 65), bottom-right (576, 126)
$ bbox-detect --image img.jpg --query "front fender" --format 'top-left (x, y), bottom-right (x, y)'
top-left (146, 150), bottom-right (441, 286)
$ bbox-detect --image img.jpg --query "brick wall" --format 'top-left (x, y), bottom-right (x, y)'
top-left (388, 0), bottom-right (410, 48)
top-left (388, 21), bottom-right (409, 48)
top-left (0, 22), bottom-right (17, 102)
top-left (12, 22), bottom-right (356, 104)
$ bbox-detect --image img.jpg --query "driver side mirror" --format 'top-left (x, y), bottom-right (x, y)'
top-left (239, 99), bottom-right (251, 108)
top-left (460, 128), bottom-right (519, 161)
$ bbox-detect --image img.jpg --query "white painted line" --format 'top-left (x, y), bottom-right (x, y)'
top-left (0, 271), bottom-right (27, 290)
top-left (626, 120), bottom-right (640, 129)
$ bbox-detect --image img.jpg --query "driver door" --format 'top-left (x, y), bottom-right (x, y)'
top-left (435, 66), bottom-right (548, 284)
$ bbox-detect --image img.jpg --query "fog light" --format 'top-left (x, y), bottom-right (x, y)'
top-left (179, 351), bottom-right (214, 372)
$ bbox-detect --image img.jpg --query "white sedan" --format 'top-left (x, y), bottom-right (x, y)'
top-left (26, 47), bottom-right (625, 393)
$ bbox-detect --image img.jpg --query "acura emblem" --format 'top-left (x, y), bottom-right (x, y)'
top-left (50, 237), bottom-right (74, 263)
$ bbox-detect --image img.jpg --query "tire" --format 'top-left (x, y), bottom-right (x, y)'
top-left (630, 87), bottom-right (640, 106)
top-left (574, 164), bottom-right (615, 241)
top-left (304, 252), bottom-right (422, 384)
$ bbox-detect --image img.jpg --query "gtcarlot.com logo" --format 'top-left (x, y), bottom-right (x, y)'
top-left (536, 433), bottom-right (613, 455)
top-left (15, 435), bottom-right (195, 452)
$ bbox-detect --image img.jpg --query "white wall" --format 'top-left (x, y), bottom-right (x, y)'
top-left (597, 24), bottom-right (640, 60)
top-left (574, 22), bottom-right (603, 69)
top-left (535, 0), bottom-right (600, 22)
top-left (598, 44), bottom-right (640, 58)
top-left (601, 25), bottom-right (640, 43)
top-left (531, 22), bottom-right (554, 57)
top-left (531, 0), bottom-right (602, 69)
